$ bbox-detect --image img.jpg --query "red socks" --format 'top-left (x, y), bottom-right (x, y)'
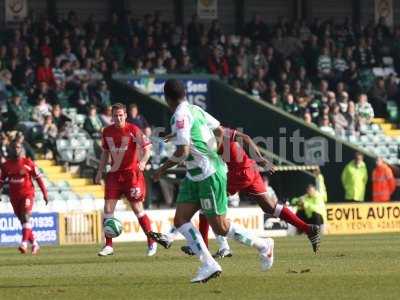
top-left (105, 237), bottom-right (113, 247)
top-left (138, 214), bottom-right (154, 247)
top-left (199, 213), bottom-right (209, 248)
top-left (22, 223), bottom-right (34, 243)
top-left (276, 204), bottom-right (310, 233)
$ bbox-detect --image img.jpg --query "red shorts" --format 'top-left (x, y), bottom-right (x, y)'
top-left (228, 167), bottom-right (267, 196)
top-left (105, 169), bottom-right (146, 202)
top-left (10, 197), bottom-right (34, 215)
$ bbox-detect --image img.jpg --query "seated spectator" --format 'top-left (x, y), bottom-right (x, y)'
top-left (36, 57), bottom-right (55, 86)
top-left (344, 101), bottom-right (358, 136)
top-left (330, 103), bottom-right (348, 137)
top-left (282, 93), bottom-right (299, 115)
top-left (127, 103), bottom-right (151, 136)
top-left (292, 184), bottom-right (326, 231)
top-left (0, 132), bottom-right (10, 163)
top-left (99, 105), bottom-right (112, 127)
top-left (229, 65), bottom-right (248, 90)
top-left (208, 46), bottom-right (229, 77)
top-left (51, 104), bottom-right (71, 130)
top-left (32, 94), bottom-right (52, 124)
top-left (91, 80), bottom-right (111, 109)
top-left (356, 94), bottom-right (374, 130)
top-left (6, 92), bottom-right (31, 130)
top-left (317, 47), bottom-right (333, 79)
top-left (71, 80), bottom-right (91, 114)
top-left (153, 57), bottom-right (167, 74)
top-left (179, 55), bottom-right (194, 74)
top-left (83, 105), bottom-right (103, 138)
top-left (41, 114), bottom-right (58, 159)
top-left (14, 131), bottom-right (35, 160)
top-left (319, 115), bottom-right (335, 135)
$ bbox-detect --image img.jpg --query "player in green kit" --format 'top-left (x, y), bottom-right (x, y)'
top-left (152, 79), bottom-right (274, 283)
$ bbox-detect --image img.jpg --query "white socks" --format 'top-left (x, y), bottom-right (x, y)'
top-left (216, 235), bottom-right (230, 251)
top-left (273, 203), bottom-right (283, 218)
top-left (177, 222), bottom-right (216, 265)
top-left (227, 222), bottom-right (265, 251)
top-left (167, 226), bottom-right (180, 241)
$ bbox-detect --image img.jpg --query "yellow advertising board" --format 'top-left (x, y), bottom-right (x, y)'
top-left (326, 202), bottom-right (400, 234)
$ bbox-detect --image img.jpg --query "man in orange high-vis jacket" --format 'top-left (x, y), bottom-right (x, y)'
top-left (372, 157), bottom-right (396, 202)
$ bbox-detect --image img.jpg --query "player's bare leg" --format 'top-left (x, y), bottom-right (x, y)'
top-left (129, 201), bottom-right (157, 256)
top-left (207, 215), bottom-right (274, 271)
top-left (98, 199), bottom-right (118, 256)
top-left (174, 203), bottom-right (221, 283)
top-left (254, 193), bottom-right (321, 253)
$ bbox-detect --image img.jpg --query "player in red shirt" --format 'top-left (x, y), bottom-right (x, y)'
top-left (95, 103), bottom-right (156, 257)
top-left (0, 141), bottom-right (48, 254)
top-left (152, 127), bottom-right (321, 256)
top-left (194, 127), bottom-right (321, 257)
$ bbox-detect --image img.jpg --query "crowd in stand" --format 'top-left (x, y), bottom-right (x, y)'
top-left (1, 11), bottom-right (400, 164)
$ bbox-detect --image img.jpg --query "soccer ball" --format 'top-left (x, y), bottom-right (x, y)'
top-left (104, 218), bottom-right (123, 238)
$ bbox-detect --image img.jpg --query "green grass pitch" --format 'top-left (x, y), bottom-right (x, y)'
top-left (0, 233), bottom-right (399, 300)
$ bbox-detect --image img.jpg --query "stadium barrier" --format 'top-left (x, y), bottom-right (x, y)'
top-left (0, 212), bottom-right (58, 246)
top-left (325, 202), bottom-right (400, 234)
top-left (58, 211), bottom-right (103, 245)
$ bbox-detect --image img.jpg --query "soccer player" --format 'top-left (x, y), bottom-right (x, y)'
top-left (95, 103), bottom-right (156, 257)
top-left (0, 141), bottom-right (48, 254)
top-left (152, 79), bottom-right (274, 283)
top-left (190, 127), bottom-right (321, 258)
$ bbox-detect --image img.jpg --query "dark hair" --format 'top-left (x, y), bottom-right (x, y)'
top-left (164, 79), bottom-right (185, 102)
top-left (129, 103), bottom-right (138, 110)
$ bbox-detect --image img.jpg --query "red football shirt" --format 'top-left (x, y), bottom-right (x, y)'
top-left (0, 158), bottom-right (42, 199)
top-left (218, 128), bottom-right (256, 172)
top-left (102, 123), bottom-right (151, 172)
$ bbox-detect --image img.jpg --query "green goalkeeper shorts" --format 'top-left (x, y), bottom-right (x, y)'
top-left (176, 169), bottom-right (228, 216)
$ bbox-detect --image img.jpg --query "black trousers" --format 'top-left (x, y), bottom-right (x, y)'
top-left (296, 210), bottom-right (324, 225)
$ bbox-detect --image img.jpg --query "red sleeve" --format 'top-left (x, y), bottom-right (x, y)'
top-left (101, 128), bottom-right (109, 150)
top-left (0, 165), bottom-right (6, 187)
top-left (28, 159), bottom-right (42, 179)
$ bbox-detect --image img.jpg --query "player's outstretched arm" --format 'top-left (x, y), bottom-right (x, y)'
top-left (152, 145), bottom-right (189, 182)
top-left (95, 150), bottom-right (109, 184)
top-left (235, 130), bottom-right (276, 174)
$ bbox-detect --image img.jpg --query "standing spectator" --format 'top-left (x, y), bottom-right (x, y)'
top-left (368, 77), bottom-right (388, 117)
top-left (372, 157), bottom-right (396, 202)
top-left (344, 101), bottom-right (358, 136)
top-left (356, 94), bottom-right (374, 130)
top-left (341, 152), bottom-right (368, 202)
top-left (317, 47), bottom-right (333, 79)
top-left (41, 114), bottom-right (58, 159)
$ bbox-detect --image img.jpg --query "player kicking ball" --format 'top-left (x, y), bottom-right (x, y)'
top-left (152, 79), bottom-right (274, 283)
top-left (0, 141), bottom-right (48, 254)
top-left (95, 103), bottom-right (157, 257)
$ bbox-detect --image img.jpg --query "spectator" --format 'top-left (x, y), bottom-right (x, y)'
top-left (229, 65), bottom-right (248, 90)
top-left (51, 104), bottom-right (71, 130)
top-left (71, 80), bottom-right (91, 113)
top-left (6, 92), bottom-right (30, 130)
top-left (91, 80), bottom-right (111, 108)
top-left (127, 103), bottom-right (151, 136)
top-left (344, 101), bottom-right (358, 136)
top-left (0, 132), bottom-right (10, 163)
top-left (36, 57), bottom-right (55, 86)
top-left (369, 77), bottom-right (388, 117)
top-left (99, 105), bottom-right (112, 127)
top-left (14, 131), bottom-right (35, 160)
top-left (356, 94), bottom-right (374, 130)
top-left (319, 115), bottom-right (335, 135)
top-left (41, 114), bottom-right (58, 159)
top-left (32, 94), bottom-right (52, 124)
top-left (331, 103), bottom-right (348, 137)
top-left (208, 46), bottom-right (229, 77)
top-left (341, 152), bottom-right (368, 202)
top-left (83, 105), bottom-right (103, 138)
top-left (292, 184), bottom-right (326, 230)
top-left (372, 157), bottom-right (396, 202)
top-left (317, 47), bottom-right (333, 79)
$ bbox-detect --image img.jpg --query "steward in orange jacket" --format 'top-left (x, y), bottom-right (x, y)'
top-left (372, 158), bottom-right (396, 202)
